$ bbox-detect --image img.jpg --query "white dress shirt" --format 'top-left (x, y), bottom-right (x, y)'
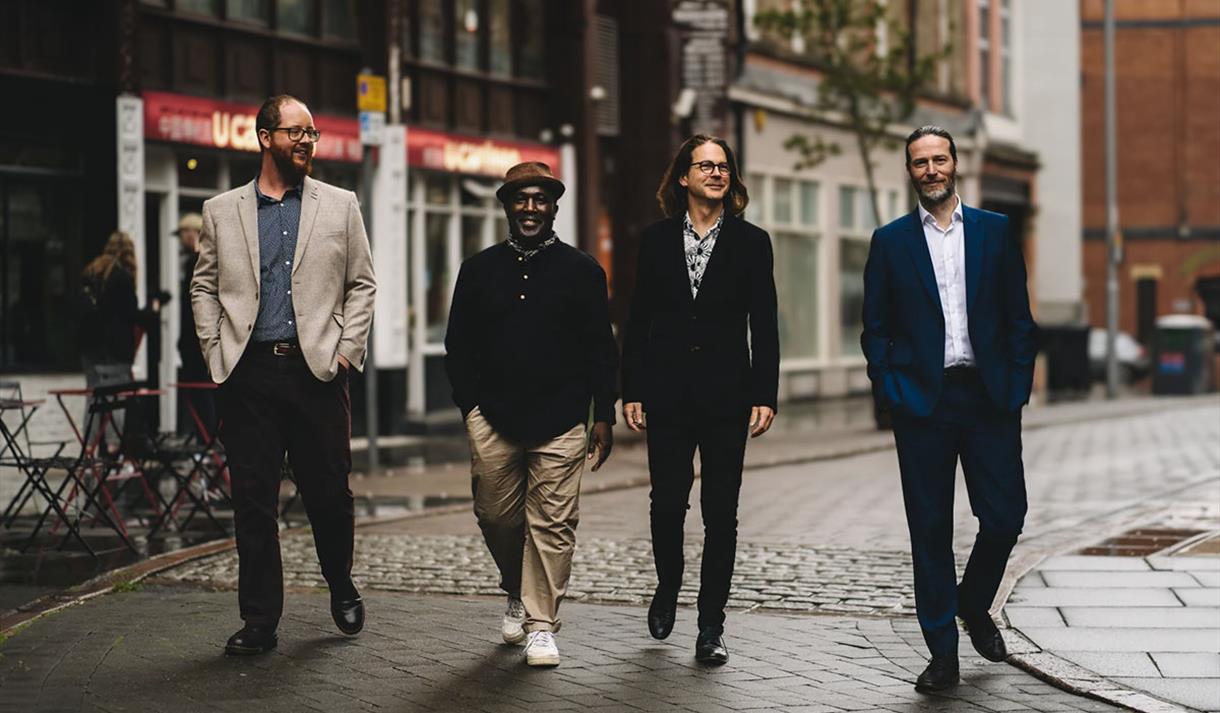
top-left (917, 196), bottom-right (976, 368)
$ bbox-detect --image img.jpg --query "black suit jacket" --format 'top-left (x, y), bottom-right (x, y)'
top-left (621, 214), bottom-right (780, 422)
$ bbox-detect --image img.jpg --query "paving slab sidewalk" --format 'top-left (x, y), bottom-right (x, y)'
top-left (1006, 529), bottom-right (1220, 713)
top-left (0, 586), bottom-right (1125, 713)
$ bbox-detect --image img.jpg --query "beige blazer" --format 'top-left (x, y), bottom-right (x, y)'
top-left (190, 176), bottom-right (376, 383)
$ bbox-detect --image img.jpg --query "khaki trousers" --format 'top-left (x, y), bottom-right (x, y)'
top-left (466, 407), bottom-right (586, 633)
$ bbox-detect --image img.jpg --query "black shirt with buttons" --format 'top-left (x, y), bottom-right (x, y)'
top-left (251, 180), bottom-right (302, 343)
top-left (444, 239), bottom-right (618, 443)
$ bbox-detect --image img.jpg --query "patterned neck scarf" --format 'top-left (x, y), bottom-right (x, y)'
top-left (507, 232), bottom-right (559, 262)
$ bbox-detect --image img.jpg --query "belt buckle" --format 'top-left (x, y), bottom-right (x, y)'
top-left (272, 342), bottom-right (291, 356)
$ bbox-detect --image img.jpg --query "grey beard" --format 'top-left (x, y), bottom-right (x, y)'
top-left (916, 178), bottom-right (955, 206)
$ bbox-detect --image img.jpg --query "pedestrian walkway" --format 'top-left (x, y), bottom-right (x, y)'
top-left (0, 587), bottom-right (1121, 712)
top-left (1006, 530), bottom-right (1220, 712)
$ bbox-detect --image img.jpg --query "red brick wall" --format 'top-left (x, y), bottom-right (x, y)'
top-left (1080, 0), bottom-right (1220, 331)
top-left (1082, 240), bottom-right (1220, 333)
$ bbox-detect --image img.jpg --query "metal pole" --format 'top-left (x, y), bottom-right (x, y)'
top-left (361, 147), bottom-right (379, 470)
top-left (1104, 0), bottom-right (1120, 398)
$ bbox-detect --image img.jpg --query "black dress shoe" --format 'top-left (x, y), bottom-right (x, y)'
top-left (225, 625), bottom-right (277, 656)
top-left (960, 612), bottom-right (1007, 662)
top-left (915, 655), bottom-right (959, 692)
top-left (695, 627), bottom-right (729, 665)
top-left (647, 588), bottom-right (678, 640)
top-left (332, 595), bottom-right (364, 635)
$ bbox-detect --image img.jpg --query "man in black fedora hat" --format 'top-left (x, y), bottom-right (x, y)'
top-left (445, 161), bottom-right (618, 667)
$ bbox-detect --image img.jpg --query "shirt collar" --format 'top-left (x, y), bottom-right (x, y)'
top-left (254, 177), bottom-right (303, 205)
top-left (683, 209), bottom-right (725, 240)
top-left (917, 194), bottom-right (963, 228)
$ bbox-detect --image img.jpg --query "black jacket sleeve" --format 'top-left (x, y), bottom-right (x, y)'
top-left (585, 263), bottom-right (619, 424)
top-left (444, 261), bottom-right (479, 418)
top-left (748, 227), bottom-right (780, 411)
top-left (620, 231), bottom-right (652, 404)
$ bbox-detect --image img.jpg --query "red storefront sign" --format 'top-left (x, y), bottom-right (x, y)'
top-left (143, 91), bottom-right (363, 162)
top-left (142, 92), bottom-right (560, 178)
top-left (406, 127), bottom-right (561, 179)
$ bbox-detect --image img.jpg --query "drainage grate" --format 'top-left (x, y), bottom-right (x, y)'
top-left (1076, 528), bottom-right (1207, 557)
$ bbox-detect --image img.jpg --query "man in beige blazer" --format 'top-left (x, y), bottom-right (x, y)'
top-left (191, 94), bottom-right (376, 656)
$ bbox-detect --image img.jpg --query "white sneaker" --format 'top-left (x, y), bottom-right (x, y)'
top-left (501, 596), bottom-right (526, 645)
top-left (524, 630), bottom-right (560, 667)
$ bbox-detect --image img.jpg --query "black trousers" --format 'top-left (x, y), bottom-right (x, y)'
top-left (646, 411), bottom-right (750, 632)
top-left (217, 348), bottom-right (356, 627)
top-left (891, 368), bottom-right (1027, 658)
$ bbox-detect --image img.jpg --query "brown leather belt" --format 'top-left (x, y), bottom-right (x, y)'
top-left (252, 341), bottom-right (301, 357)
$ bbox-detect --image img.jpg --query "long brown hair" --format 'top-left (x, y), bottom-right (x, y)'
top-left (82, 231), bottom-right (138, 284)
top-left (655, 134), bottom-right (750, 218)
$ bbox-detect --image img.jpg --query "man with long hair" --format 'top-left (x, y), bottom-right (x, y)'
top-left (191, 94), bottom-right (376, 656)
top-left (621, 135), bottom-right (779, 664)
top-left (861, 126), bottom-right (1037, 692)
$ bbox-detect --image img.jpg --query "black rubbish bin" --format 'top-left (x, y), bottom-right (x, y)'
top-left (1151, 315), bottom-right (1216, 395)
top-left (1039, 324), bottom-right (1091, 398)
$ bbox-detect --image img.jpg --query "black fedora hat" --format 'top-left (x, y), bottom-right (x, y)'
top-left (495, 161), bottom-right (565, 204)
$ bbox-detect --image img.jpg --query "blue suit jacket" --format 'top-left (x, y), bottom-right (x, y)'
top-left (861, 204), bottom-right (1038, 417)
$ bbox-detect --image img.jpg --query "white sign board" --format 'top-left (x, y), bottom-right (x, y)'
top-left (359, 111), bottom-right (386, 146)
top-left (372, 124), bottom-right (408, 368)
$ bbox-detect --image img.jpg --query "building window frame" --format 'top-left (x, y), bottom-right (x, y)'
top-left (748, 171), bottom-right (826, 370)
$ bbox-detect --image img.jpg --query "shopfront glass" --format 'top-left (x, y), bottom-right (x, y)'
top-left (0, 177), bottom-right (84, 372)
top-left (749, 174), bottom-right (821, 362)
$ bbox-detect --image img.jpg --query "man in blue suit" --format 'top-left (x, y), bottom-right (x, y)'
top-left (862, 126), bottom-right (1038, 693)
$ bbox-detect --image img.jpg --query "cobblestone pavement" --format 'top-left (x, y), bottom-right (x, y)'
top-left (159, 402), bottom-right (1220, 619)
top-left (0, 588), bottom-right (1123, 713)
top-left (159, 535), bottom-right (926, 617)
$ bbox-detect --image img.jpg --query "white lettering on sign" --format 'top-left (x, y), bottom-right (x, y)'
top-left (441, 141), bottom-right (522, 177)
top-left (211, 112), bottom-right (260, 152)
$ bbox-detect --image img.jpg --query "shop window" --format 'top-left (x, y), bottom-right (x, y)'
top-left (424, 212), bottom-right (451, 343)
top-left (489, 0), bottom-right (512, 76)
top-left (177, 0), bottom-right (220, 16)
top-left (461, 215), bottom-right (485, 260)
top-left (775, 232), bottom-right (819, 360)
top-left (278, 0), bottom-right (317, 36)
top-left (799, 180), bottom-right (819, 227)
top-left (455, 0), bottom-right (480, 71)
top-left (517, 0), bottom-right (545, 78)
top-left (751, 173), bottom-right (822, 362)
top-left (744, 173), bottom-right (766, 224)
top-left (839, 238), bottom-right (869, 357)
top-left (227, 0), bottom-right (269, 26)
top-left (178, 153), bottom-right (221, 190)
top-left (772, 178), bottom-right (793, 225)
top-left (419, 0), bottom-right (446, 64)
top-left (323, 0), bottom-right (355, 40)
top-left (0, 180), bottom-right (83, 372)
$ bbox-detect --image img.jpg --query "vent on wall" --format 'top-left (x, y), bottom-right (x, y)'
top-left (593, 15), bottom-right (620, 137)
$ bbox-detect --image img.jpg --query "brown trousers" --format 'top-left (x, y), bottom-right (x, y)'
top-left (466, 407), bottom-right (586, 632)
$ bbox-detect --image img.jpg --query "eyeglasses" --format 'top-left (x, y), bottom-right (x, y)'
top-left (692, 161), bottom-right (731, 176)
top-left (267, 126), bottom-right (321, 143)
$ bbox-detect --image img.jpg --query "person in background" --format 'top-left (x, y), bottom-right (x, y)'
top-left (174, 213), bottom-right (216, 437)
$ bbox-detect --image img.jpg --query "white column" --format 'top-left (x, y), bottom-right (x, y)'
top-left (116, 95), bottom-right (146, 379)
top-left (373, 124), bottom-right (409, 369)
top-left (556, 142), bottom-right (578, 245)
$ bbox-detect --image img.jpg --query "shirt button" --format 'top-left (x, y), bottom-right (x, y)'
top-left (523, 274), bottom-right (529, 280)
top-left (519, 294), bottom-right (525, 300)
top-left (287, 290), bottom-right (291, 295)
top-left (517, 256), bottom-right (523, 262)
top-left (284, 261), bottom-right (290, 266)
top-left (282, 230), bottom-right (287, 235)
top-left (288, 320), bottom-right (293, 325)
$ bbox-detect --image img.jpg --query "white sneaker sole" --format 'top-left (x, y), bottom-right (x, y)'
top-left (502, 627), bottom-right (526, 645)
top-left (526, 653), bottom-right (560, 667)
